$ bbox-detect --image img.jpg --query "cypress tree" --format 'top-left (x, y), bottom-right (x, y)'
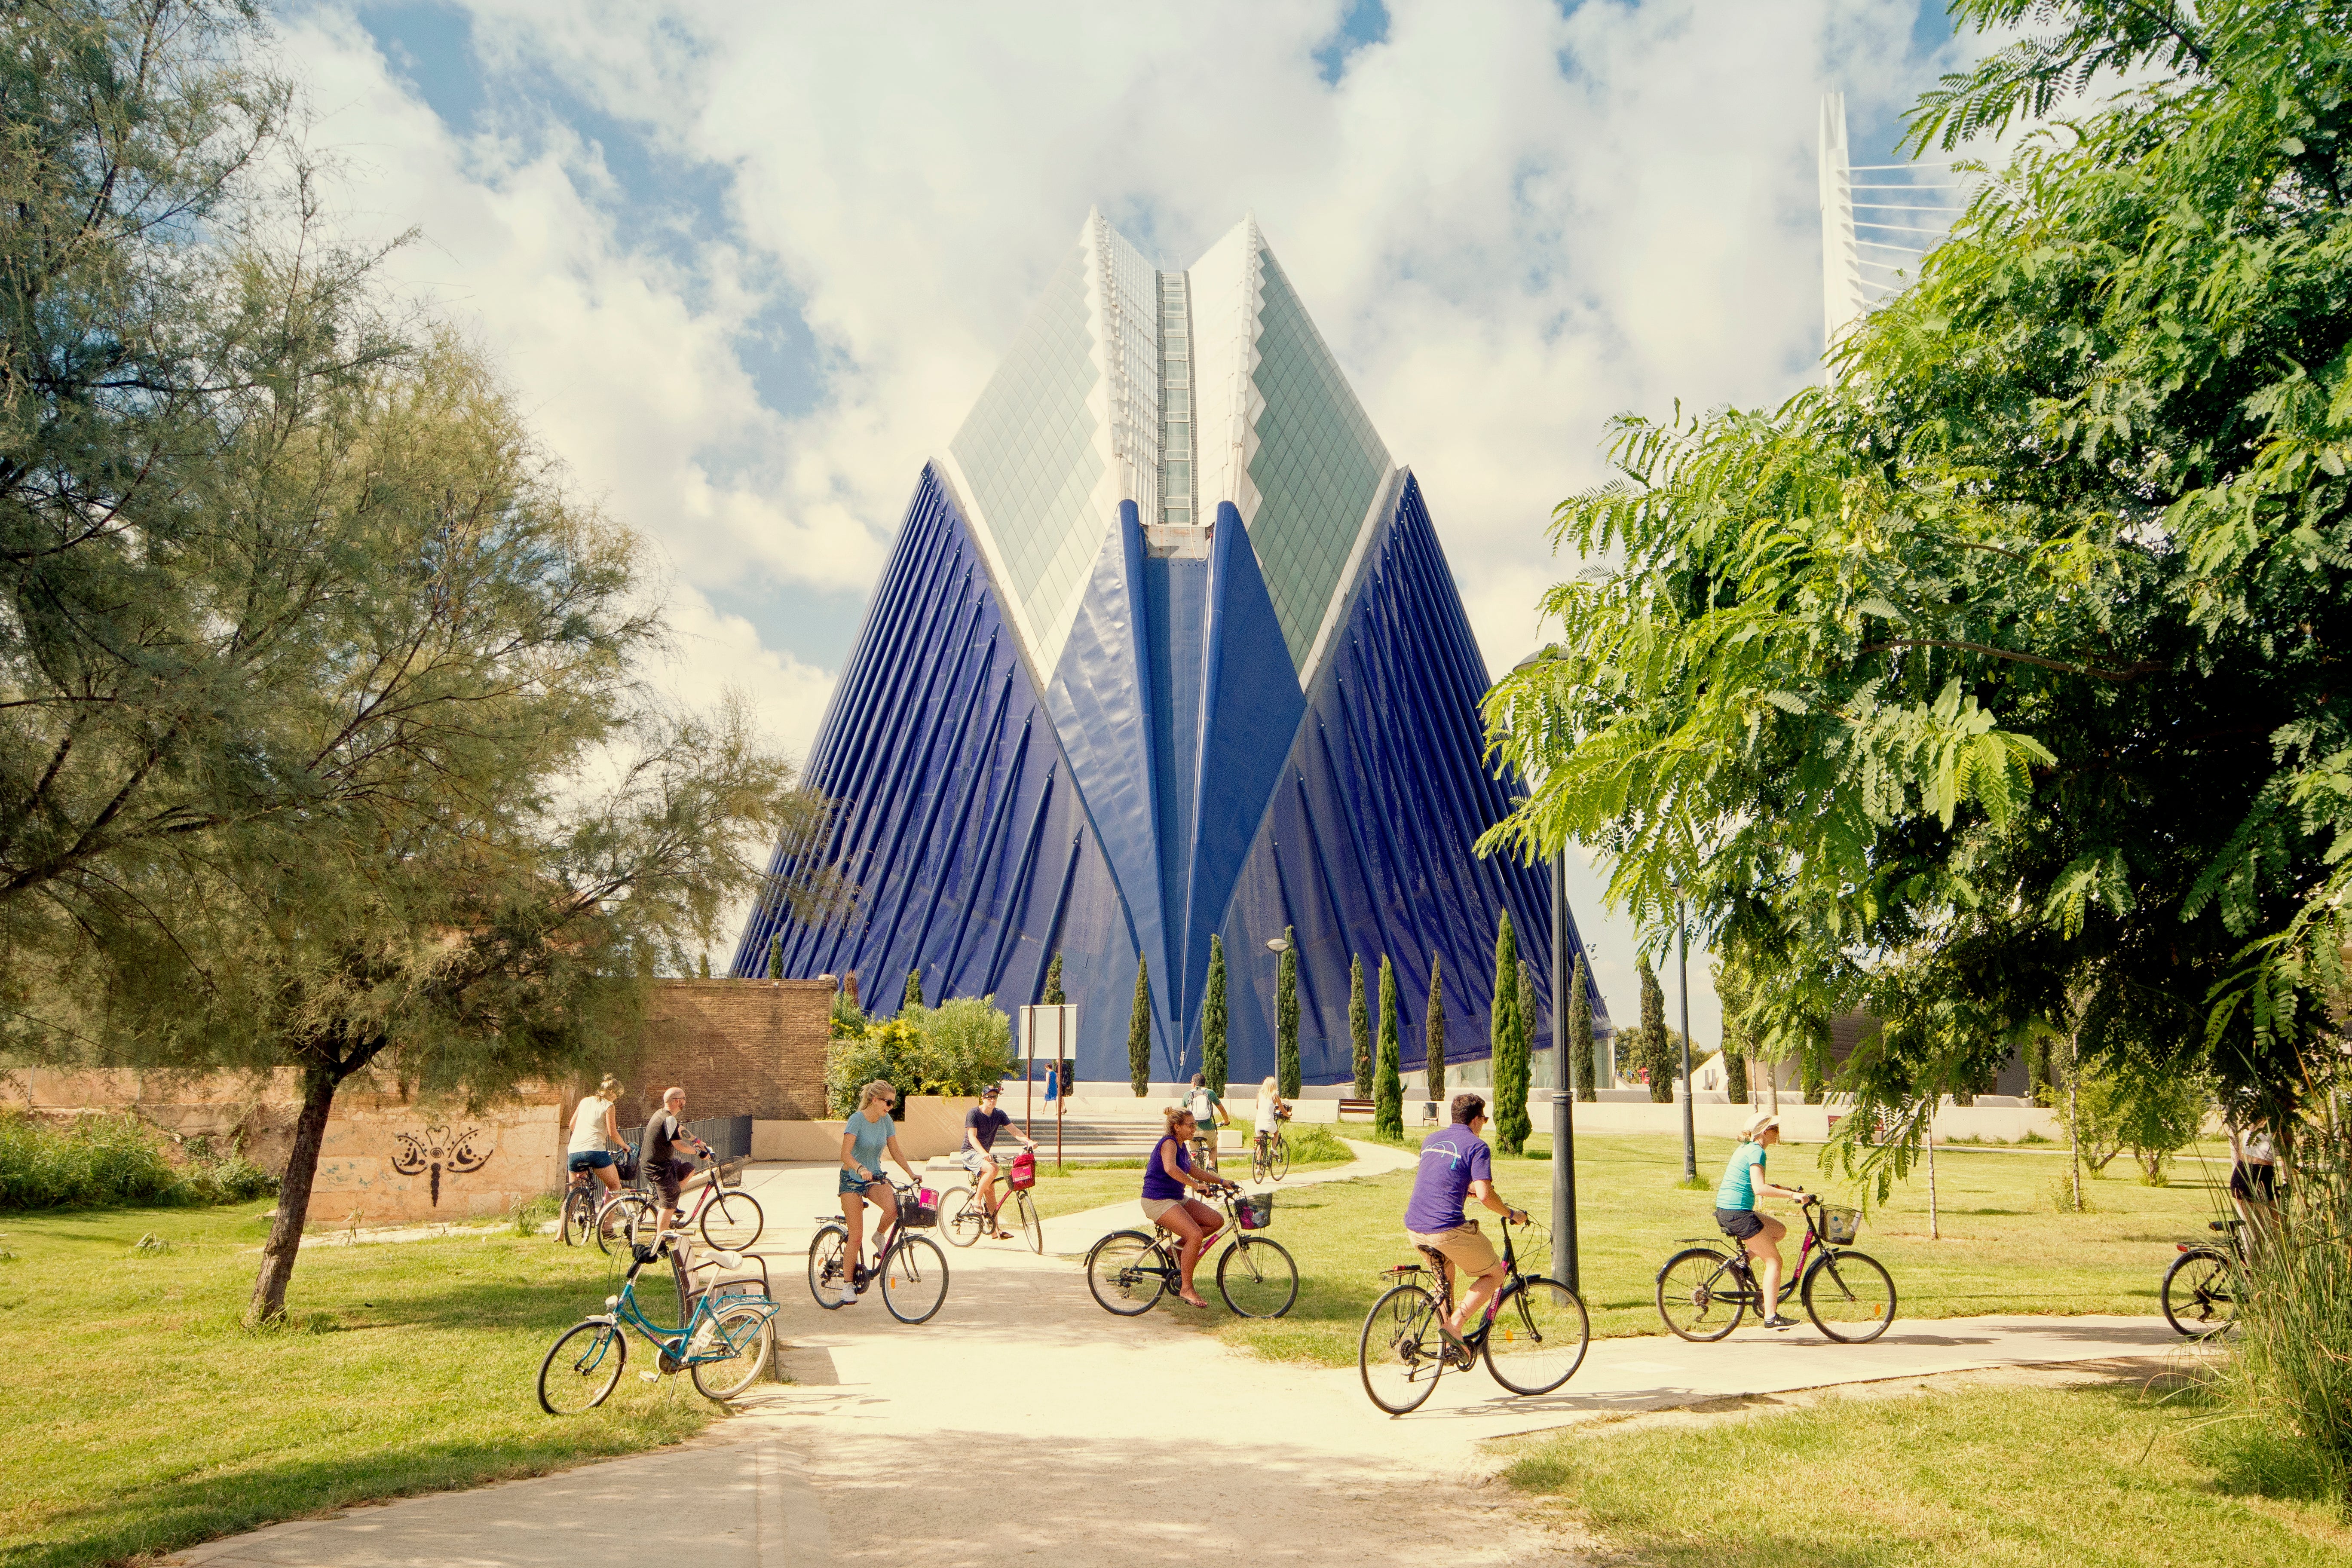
top-left (1424, 952), bottom-right (1446, 1104)
top-left (698, 951), bottom-right (710, 980)
top-left (1275, 926), bottom-right (1300, 1098)
top-left (1127, 958), bottom-right (1152, 1097)
top-left (766, 931), bottom-right (784, 980)
top-left (903, 968), bottom-right (925, 1010)
top-left (1044, 951), bottom-right (1065, 1006)
top-left (1375, 957), bottom-right (1403, 1138)
top-left (1568, 953), bottom-right (1596, 1102)
top-left (1202, 935), bottom-right (1229, 1096)
top-left (1638, 954), bottom-right (1672, 1103)
top-left (1349, 955), bottom-right (1372, 1098)
top-left (1519, 958), bottom-right (1541, 1095)
top-left (1491, 914), bottom-right (1528, 1155)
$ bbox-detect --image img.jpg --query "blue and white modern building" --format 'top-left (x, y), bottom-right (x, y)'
top-left (735, 212), bottom-right (1608, 1086)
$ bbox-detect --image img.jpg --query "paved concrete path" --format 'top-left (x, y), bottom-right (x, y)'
top-left (168, 1141), bottom-right (2198, 1568)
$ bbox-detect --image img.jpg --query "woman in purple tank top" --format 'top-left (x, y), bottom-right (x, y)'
top-left (1140, 1106), bottom-right (1234, 1308)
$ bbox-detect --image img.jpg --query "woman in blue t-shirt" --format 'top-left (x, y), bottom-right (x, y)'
top-left (1141, 1106), bottom-right (1234, 1308)
top-left (836, 1080), bottom-right (920, 1308)
top-left (1715, 1112), bottom-right (1817, 1331)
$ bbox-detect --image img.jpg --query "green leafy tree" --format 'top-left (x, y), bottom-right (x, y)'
top-left (1349, 955), bottom-right (1372, 1098)
top-left (1568, 953), bottom-right (1596, 1103)
top-left (1717, 960), bottom-right (1749, 1105)
top-left (1043, 951), bottom-right (1065, 1006)
top-left (1424, 953), bottom-right (1446, 1104)
top-left (1635, 956), bottom-right (1673, 1103)
top-left (1480, 0), bottom-right (2352, 1146)
top-left (1202, 934), bottom-right (1229, 1097)
top-left (901, 969), bottom-right (925, 1011)
top-left (1276, 927), bottom-right (1300, 1098)
top-left (1127, 958), bottom-right (1152, 1097)
top-left (1375, 956), bottom-right (1403, 1138)
top-left (1490, 913), bottom-right (1528, 1155)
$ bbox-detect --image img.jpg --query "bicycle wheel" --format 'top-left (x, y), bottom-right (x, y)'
top-left (807, 1224), bottom-right (850, 1309)
top-left (1485, 1277), bottom-right (1590, 1395)
top-left (937, 1186), bottom-right (983, 1248)
top-left (700, 1189), bottom-right (764, 1251)
top-left (1269, 1134), bottom-right (1289, 1182)
top-left (1216, 1236), bottom-right (1298, 1318)
top-left (594, 1194), bottom-right (652, 1256)
top-left (1359, 1281), bottom-right (1447, 1415)
top-left (1656, 1247), bottom-right (1748, 1341)
top-left (1250, 1142), bottom-right (1269, 1183)
top-left (2162, 1248), bottom-right (2238, 1338)
top-left (881, 1235), bottom-right (950, 1324)
top-left (1086, 1230), bottom-right (1170, 1316)
top-left (560, 1187), bottom-right (591, 1247)
top-left (1803, 1249), bottom-right (1897, 1342)
top-left (689, 1303), bottom-right (773, 1400)
top-left (1014, 1191), bottom-right (1043, 1255)
top-left (537, 1321), bottom-right (627, 1414)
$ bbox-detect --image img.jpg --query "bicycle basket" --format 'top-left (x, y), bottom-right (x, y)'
top-left (1819, 1205), bottom-right (1863, 1245)
top-left (899, 1186), bottom-right (937, 1228)
top-left (1008, 1150), bottom-right (1037, 1191)
top-left (614, 1147), bottom-right (640, 1182)
top-left (718, 1159), bottom-right (745, 1188)
top-left (1236, 1192), bottom-right (1274, 1231)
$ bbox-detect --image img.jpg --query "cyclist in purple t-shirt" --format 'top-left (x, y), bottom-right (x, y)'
top-left (1403, 1092), bottom-right (1527, 1342)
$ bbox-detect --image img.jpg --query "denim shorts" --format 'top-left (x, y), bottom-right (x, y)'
top-left (839, 1168), bottom-right (886, 1197)
top-left (1716, 1207), bottom-right (1766, 1240)
top-left (567, 1150), bottom-right (614, 1172)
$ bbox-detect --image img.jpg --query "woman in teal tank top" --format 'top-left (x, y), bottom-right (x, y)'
top-left (836, 1080), bottom-right (919, 1308)
top-left (1714, 1112), bottom-right (1817, 1331)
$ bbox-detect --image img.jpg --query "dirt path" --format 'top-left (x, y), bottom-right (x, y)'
top-left (170, 1141), bottom-right (2200, 1568)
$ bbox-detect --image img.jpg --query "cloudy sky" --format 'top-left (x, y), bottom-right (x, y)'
top-left (278, 0), bottom-right (1980, 1047)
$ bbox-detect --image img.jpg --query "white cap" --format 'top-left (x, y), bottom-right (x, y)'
top-left (1743, 1112), bottom-right (1781, 1141)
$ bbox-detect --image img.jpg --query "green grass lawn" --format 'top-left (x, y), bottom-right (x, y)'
top-left (1174, 1131), bottom-right (2236, 1366)
top-left (0, 1202), bottom-right (720, 1568)
top-left (1503, 1375), bottom-right (2351, 1565)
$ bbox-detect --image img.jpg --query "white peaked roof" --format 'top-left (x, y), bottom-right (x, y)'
top-left (943, 211), bottom-right (1394, 680)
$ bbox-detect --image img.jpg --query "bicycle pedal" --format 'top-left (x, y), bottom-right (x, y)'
top-left (640, 1371), bottom-right (659, 1382)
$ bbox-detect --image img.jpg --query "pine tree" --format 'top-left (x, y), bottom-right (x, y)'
top-left (1424, 953), bottom-right (1446, 1104)
top-left (1275, 926), bottom-right (1300, 1098)
top-left (1491, 913), bottom-right (1529, 1155)
top-left (1044, 951), bottom-right (1065, 1006)
top-left (1349, 955), bottom-right (1372, 1099)
top-left (1375, 956), bottom-right (1403, 1138)
top-left (1127, 958), bottom-right (1152, 1097)
top-left (1638, 954), bottom-right (1673, 1104)
top-left (902, 968), bottom-right (925, 1010)
top-left (766, 931), bottom-right (784, 980)
top-left (1203, 935), bottom-right (1229, 1096)
top-left (1568, 953), bottom-right (1596, 1102)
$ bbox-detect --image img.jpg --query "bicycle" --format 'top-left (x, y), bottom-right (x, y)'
top-left (536, 1230), bottom-right (776, 1412)
top-left (2162, 1217), bottom-right (2245, 1338)
top-left (939, 1153), bottom-right (1042, 1253)
top-left (1084, 1184), bottom-right (1300, 1318)
top-left (807, 1180), bottom-right (951, 1324)
top-left (1357, 1216), bottom-right (1589, 1415)
top-left (626, 1150), bottom-right (764, 1253)
top-left (1654, 1193), bottom-right (1896, 1343)
top-left (1250, 1125), bottom-right (1290, 1183)
top-left (559, 1164), bottom-right (651, 1255)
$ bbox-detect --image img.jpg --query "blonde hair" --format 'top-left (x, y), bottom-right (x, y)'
top-left (1261, 1077), bottom-right (1279, 1097)
top-left (1164, 1105), bottom-right (1196, 1135)
top-left (861, 1079), bottom-right (897, 1108)
top-left (595, 1075), bottom-right (624, 1102)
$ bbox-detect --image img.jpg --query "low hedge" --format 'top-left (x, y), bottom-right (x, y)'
top-left (0, 1109), bottom-right (277, 1211)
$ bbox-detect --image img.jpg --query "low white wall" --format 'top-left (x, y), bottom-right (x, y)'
top-left (1526, 1091), bottom-right (2067, 1144)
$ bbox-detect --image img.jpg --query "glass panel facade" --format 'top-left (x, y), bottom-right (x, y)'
top-left (1245, 251), bottom-right (1391, 671)
top-left (951, 248), bottom-right (1107, 667)
top-left (1158, 272), bottom-right (1195, 527)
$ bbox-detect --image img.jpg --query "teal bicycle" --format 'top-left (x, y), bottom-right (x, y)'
top-left (537, 1231), bottom-right (777, 1412)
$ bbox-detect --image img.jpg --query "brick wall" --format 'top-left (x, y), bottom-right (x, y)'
top-left (600, 978), bottom-right (832, 1126)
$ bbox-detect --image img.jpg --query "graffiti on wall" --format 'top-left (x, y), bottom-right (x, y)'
top-left (389, 1124), bottom-right (495, 1206)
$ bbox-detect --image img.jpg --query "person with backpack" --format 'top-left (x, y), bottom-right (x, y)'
top-left (1183, 1073), bottom-right (1229, 1172)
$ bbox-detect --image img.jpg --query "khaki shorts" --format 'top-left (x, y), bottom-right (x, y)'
top-left (1407, 1220), bottom-right (1499, 1275)
top-left (1141, 1195), bottom-right (1187, 1226)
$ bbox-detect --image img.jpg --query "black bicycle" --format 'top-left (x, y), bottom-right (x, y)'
top-left (1357, 1216), bottom-right (1590, 1415)
top-left (807, 1181), bottom-right (950, 1324)
top-left (2163, 1218), bottom-right (2245, 1338)
top-left (1654, 1194), bottom-right (1896, 1343)
top-left (1084, 1185), bottom-right (1299, 1318)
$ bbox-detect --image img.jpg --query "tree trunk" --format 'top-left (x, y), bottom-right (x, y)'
top-left (250, 1068), bottom-right (339, 1324)
top-left (1925, 1100), bottom-right (1940, 1241)
top-left (1766, 1054), bottom-right (1779, 1115)
top-left (2067, 1032), bottom-right (2084, 1213)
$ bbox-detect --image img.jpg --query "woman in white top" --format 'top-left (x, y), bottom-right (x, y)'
top-left (567, 1076), bottom-right (625, 1195)
top-left (1253, 1076), bottom-right (1287, 1167)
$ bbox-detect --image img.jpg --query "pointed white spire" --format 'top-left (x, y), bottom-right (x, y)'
top-left (1820, 91), bottom-right (1866, 377)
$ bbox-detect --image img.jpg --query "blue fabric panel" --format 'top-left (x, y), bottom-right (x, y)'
top-left (1140, 548), bottom-right (1208, 1020)
top-left (1043, 502), bottom-right (1172, 1063)
top-left (1180, 501), bottom-right (1309, 1042)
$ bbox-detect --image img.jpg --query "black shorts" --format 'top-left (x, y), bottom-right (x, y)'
top-left (1716, 1207), bottom-right (1765, 1240)
top-left (2230, 1164), bottom-right (2277, 1202)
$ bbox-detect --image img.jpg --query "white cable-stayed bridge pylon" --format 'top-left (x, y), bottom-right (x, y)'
top-left (1819, 90), bottom-right (1977, 383)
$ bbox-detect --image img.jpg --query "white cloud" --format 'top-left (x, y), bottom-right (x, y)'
top-left (281, 0), bottom-right (1975, 1034)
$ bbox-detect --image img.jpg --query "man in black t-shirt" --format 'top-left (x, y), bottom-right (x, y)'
top-left (643, 1086), bottom-right (711, 1229)
top-left (961, 1084), bottom-right (1034, 1240)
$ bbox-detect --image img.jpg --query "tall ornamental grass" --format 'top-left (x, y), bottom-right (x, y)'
top-left (2229, 1141), bottom-right (2352, 1512)
top-left (0, 1110), bottom-right (276, 1211)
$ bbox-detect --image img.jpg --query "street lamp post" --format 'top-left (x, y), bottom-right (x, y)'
top-left (1551, 850), bottom-right (1579, 1294)
top-left (1673, 888), bottom-right (1696, 1182)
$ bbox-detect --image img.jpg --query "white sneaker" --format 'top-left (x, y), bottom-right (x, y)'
top-left (837, 1282), bottom-right (858, 1306)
